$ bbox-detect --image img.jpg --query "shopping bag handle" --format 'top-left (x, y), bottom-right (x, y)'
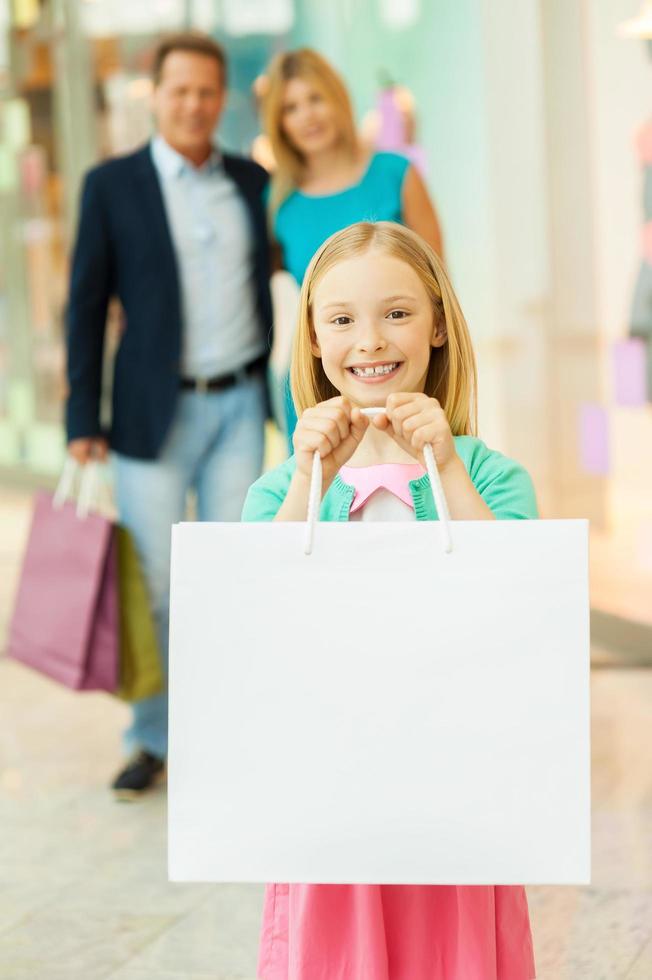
top-left (53, 458), bottom-right (103, 520)
top-left (304, 407), bottom-right (453, 556)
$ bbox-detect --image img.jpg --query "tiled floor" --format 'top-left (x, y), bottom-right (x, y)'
top-left (1, 489), bottom-right (651, 979)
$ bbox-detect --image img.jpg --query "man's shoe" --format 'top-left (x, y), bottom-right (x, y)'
top-left (111, 751), bottom-right (165, 800)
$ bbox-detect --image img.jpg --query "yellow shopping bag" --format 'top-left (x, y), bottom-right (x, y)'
top-left (116, 527), bottom-right (163, 702)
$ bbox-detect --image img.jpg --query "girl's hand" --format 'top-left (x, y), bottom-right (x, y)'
top-left (373, 392), bottom-right (459, 472)
top-left (293, 397), bottom-right (369, 486)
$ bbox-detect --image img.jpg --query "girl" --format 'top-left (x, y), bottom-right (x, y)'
top-left (261, 48), bottom-right (444, 445)
top-left (243, 221), bottom-right (537, 980)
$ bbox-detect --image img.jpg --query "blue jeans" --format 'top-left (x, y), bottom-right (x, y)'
top-left (113, 376), bottom-right (266, 759)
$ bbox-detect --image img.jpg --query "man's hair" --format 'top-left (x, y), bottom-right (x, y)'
top-left (152, 33), bottom-right (227, 86)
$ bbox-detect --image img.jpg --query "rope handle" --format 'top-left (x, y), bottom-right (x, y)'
top-left (304, 406), bottom-right (453, 555)
top-left (53, 458), bottom-right (106, 520)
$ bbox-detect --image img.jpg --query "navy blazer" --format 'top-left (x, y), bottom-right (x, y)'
top-left (65, 144), bottom-right (273, 459)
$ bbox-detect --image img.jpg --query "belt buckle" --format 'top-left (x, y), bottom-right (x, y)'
top-left (196, 377), bottom-right (209, 394)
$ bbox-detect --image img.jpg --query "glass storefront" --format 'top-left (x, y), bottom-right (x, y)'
top-left (0, 0), bottom-right (286, 478)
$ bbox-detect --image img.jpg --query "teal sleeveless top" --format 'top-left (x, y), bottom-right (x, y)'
top-left (273, 151), bottom-right (411, 284)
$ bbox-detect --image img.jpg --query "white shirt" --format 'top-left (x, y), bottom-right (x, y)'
top-left (349, 489), bottom-right (415, 522)
top-left (151, 135), bottom-right (265, 378)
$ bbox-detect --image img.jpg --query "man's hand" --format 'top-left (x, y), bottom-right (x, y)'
top-left (68, 437), bottom-right (109, 465)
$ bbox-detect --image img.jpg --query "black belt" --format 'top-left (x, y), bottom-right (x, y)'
top-left (180, 354), bottom-right (266, 393)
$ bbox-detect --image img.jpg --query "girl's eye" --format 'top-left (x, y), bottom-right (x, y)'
top-left (387, 310), bottom-right (409, 320)
top-left (331, 315), bottom-right (352, 326)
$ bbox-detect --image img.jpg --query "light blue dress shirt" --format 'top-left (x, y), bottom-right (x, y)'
top-left (151, 135), bottom-right (264, 378)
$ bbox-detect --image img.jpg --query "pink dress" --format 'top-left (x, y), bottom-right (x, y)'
top-left (258, 464), bottom-right (536, 980)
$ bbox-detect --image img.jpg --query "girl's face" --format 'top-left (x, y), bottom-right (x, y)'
top-left (280, 76), bottom-right (340, 157)
top-left (310, 250), bottom-right (446, 407)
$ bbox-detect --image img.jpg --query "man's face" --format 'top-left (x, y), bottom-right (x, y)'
top-left (152, 51), bottom-right (226, 160)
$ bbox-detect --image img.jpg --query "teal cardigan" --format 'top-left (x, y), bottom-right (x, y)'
top-left (242, 436), bottom-right (538, 522)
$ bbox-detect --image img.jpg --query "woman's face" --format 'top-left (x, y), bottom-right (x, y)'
top-left (310, 250), bottom-right (446, 408)
top-left (280, 76), bottom-right (340, 157)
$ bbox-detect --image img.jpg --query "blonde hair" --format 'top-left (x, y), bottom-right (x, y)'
top-left (262, 49), bottom-right (358, 213)
top-left (291, 222), bottom-right (478, 436)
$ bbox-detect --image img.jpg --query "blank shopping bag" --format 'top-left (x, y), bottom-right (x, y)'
top-left (168, 496), bottom-right (590, 885)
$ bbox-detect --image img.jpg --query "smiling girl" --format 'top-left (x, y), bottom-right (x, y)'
top-left (243, 221), bottom-right (537, 979)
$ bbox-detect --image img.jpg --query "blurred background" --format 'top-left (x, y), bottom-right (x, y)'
top-left (1, 1), bottom-right (651, 978)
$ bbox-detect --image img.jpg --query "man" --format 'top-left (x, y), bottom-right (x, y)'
top-left (66, 33), bottom-right (272, 797)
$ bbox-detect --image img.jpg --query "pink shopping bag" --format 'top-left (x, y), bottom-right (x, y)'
top-left (7, 491), bottom-right (119, 692)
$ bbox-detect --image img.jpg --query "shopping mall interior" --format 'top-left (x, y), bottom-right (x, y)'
top-left (1, 1), bottom-right (651, 977)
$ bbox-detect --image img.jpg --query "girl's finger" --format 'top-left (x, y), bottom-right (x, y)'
top-left (304, 400), bottom-right (351, 421)
top-left (402, 408), bottom-right (445, 435)
top-left (304, 404), bottom-right (351, 442)
top-left (371, 412), bottom-right (391, 430)
top-left (322, 405), bottom-right (353, 442)
top-left (386, 391), bottom-right (428, 412)
top-left (350, 407), bottom-right (371, 437)
top-left (391, 407), bottom-right (420, 427)
top-left (345, 412), bottom-right (369, 451)
top-left (411, 421), bottom-right (449, 451)
top-left (297, 417), bottom-right (342, 455)
top-left (295, 432), bottom-right (333, 460)
top-left (321, 395), bottom-right (351, 412)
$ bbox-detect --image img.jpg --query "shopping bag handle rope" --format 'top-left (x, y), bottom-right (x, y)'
top-left (53, 458), bottom-right (103, 520)
top-left (304, 407), bottom-right (453, 556)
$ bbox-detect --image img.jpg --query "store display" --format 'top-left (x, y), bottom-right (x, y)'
top-left (612, 338), bottom-right (647, 407)
top-left (579, 403), bottom-right (610, 476)
top-left (365, 83), bottom-right (428, 177)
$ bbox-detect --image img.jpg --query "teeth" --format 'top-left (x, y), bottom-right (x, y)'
top-left (351, 363), bottom-right (398, 377)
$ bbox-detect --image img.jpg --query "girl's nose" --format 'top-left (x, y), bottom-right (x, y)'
top-left (357, 326), bottom-right (387, 353)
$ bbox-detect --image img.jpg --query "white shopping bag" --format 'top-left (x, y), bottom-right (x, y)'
top-left (169, 447), bottom-right (590, 885)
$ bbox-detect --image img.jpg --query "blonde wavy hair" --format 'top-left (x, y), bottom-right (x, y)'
top-left (291, 222), bottom-right (478, 436)
top-left (262, 48), bottom-right (358, 214)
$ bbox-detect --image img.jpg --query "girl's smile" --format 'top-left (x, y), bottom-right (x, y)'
top-left (346, 360), bottom-right (404, 383)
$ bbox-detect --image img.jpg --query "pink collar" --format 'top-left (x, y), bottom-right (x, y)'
top-left (340, 462), bottom-right (425, 513)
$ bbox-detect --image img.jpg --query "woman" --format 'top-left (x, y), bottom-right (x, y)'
top-left (262, 48), bottom-right (445, 445)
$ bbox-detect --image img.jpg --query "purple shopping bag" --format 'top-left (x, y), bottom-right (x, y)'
top-left (7, 491), bottom-right (119, 692)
